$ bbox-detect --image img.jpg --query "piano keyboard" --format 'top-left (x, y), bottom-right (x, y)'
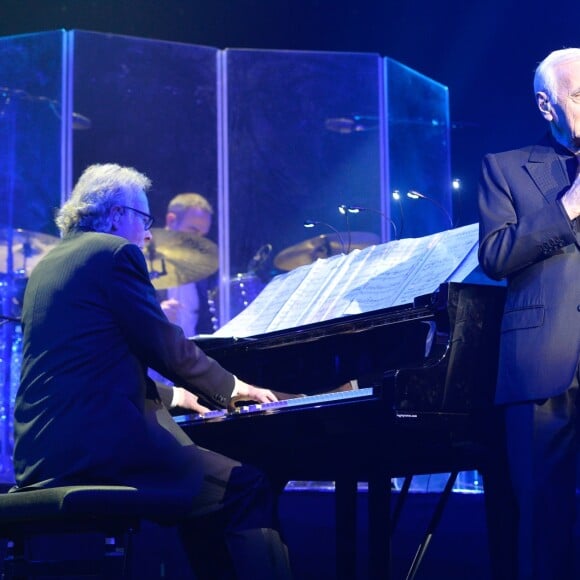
top-left (174, 387), bottom-right (374, 424)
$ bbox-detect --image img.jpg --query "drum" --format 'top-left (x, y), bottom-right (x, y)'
top-left (0, 274), bottom-right (27, 318)
top-left (208, 273), bottom-right (266, 330)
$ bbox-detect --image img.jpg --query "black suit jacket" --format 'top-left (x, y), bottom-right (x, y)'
top-left (478, 135), bottom-right (580, 404)
top-left (13, 231), bottom-right (234, 490)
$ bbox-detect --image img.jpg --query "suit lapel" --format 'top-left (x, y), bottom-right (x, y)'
top-left (525, 139), bottom-right (570, 204)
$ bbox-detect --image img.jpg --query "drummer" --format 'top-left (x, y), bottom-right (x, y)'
top-left (157, 193), bottom-right (216, 336)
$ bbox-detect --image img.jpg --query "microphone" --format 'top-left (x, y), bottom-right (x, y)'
top-left (0, 314), bottom-right (21, 325)
top-left (338, 204), bottom-right (399, 241)
top-left (145, 240), bottom-right (167, 280)
top-left (0, 87), bottom-right (92, 130)
top-left (71, 111), bottom-right (92, 130)
top-left (406, 190), bottom-right (453, 228)
top-left (324, 115), bottom-right (378, 134)
top-left (303, 220), bottom-right (346, 254)
top-left (247, 243), bottom-right (272, 273)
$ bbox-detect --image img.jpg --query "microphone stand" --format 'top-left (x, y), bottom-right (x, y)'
top-left (0, 88), bottom-right (18, 481)
top-left (146, 240), bottom-right (167, 282)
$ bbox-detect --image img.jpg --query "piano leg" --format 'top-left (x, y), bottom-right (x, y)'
top-left (368, 474), bottom-right (391, 579)
top-left (335, 475), bottom-right (393, 579)
top-left (335, 477), bottom-right (358, 580)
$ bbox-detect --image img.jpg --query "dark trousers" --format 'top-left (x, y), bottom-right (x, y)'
top-left (150, 402), bottom-right (292, 579)
top-left (504, 384), bottom-right (579, 580)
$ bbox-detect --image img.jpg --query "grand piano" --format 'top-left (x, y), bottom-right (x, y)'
top-left (175, 281), bottom-right (510, 579)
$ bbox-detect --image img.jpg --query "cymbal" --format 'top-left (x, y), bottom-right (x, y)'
top-left (0, 228), bottom-right (60, 276)
top-left (145, 228), bottom-right (218, 290)
top-left (274, 231), bottom-right (380, 271)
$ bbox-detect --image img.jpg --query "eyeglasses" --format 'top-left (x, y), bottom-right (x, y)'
top-left (120, 206), bottom-right (155, 230)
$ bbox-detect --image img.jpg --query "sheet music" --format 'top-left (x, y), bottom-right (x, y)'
top-left (389, 223), bottom-right (479, 306)
top-left (215, 223), bottom-right (479, 337)
top-left (265, 255), bottom-right (346, 332)
top-left (445, 240), bottom-right (480, 283)
top-left (309, 247), bottom-right (376, 321)
top-left (212, 265), bottom-right (310, 337)
top-left (343, 233), bottom-right (441, 314)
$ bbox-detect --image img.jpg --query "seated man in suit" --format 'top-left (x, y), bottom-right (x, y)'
top-left (12, 163), bottom-right (292, 579)
top-left (478, 47), bottom-right (580, 579)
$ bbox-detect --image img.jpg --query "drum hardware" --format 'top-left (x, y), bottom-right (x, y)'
top-left (208, 272), bottom-right (267, 331)
top-left (0, 228), bottom-right (59, 277)
top-left (0, 227), bottom-right (59, 319)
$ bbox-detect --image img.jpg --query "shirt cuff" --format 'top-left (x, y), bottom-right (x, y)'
top-left (170, 386), bottom-right (184, 408)
top-left (231, 375), bottom-right (241, 397)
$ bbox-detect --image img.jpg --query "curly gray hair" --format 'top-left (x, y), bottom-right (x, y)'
top-left (56, 164), bottom-right (152, 235)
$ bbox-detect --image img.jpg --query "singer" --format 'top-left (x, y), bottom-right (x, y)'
top-left (478, 47), bottom-right (580, 579)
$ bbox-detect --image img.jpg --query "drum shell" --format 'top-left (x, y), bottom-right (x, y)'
top-left (208, 273), bottom-right (266, 330)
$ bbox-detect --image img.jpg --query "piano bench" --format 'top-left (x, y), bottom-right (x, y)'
top-left (0, 485), bottom-right (189, 579)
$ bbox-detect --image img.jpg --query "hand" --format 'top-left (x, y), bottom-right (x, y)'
top-left (232, 379), bottom-right (279, 404)
top-left (160, 298), bottom-right (182, 324)
top-left (172, 386), bottom-right (212, 415)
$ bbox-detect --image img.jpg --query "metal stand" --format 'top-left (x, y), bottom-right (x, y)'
top-left (405, 471), bottom-right (458, 580)
top-left (0, 88), bottom-right (19, 484)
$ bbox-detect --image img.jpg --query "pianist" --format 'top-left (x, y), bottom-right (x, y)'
top-left (11, 163), bottom-right (292, 579)
top-left (478, 48), bottom-right (580, 579)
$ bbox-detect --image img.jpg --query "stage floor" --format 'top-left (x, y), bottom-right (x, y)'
top-left (3, 484), bottom-right (580, 578)
top-left (128, 484), bottom-right (492, 579)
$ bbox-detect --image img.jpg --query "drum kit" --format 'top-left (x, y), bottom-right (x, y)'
top-left (145, 229), bottom-right (220, 290)
top-left (144, 229), bottom-right (380, 320)
top-left (0, 229), bottom-right (60, 451)
top-left (0, 228), bottom-right (61, 318)
top-left (0, 227), bottom-right (380, 319)
top-left (273, 231), bottom-right (380, 271)
top-left (144, 228), bottom-right (378, 283)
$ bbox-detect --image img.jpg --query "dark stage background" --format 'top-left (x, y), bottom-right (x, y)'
top-left (0, 4), bottom-right (578, 577)
top-left (0, 0), bottom-right (576, 224)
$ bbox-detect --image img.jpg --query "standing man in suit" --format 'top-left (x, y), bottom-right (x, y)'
top-left (12, 163), bottom-right (292, 579)
top-left (478, 48), bottom-right (580, 579)
top-left (159, 192), bottom-right (217, 336)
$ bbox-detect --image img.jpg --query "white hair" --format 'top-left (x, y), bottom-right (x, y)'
top-left (534, 48), bottom-right (580, 100)
top-left (56, 163), bottom-right (151, 236)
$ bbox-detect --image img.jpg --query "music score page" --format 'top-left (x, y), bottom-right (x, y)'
top-left (213, 223), bottom-right (479, 338)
